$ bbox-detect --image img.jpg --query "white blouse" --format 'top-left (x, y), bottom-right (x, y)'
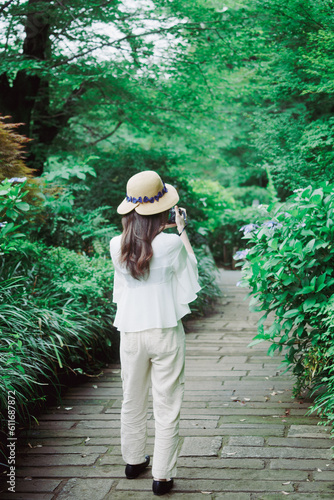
top-left (110, 232), bottom-right (201, 332)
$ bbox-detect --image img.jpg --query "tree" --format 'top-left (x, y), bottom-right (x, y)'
top-left (0, 0), bottom-right (237, 174)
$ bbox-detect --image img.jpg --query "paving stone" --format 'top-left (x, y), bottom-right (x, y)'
top-left (28, 420), bottom-right (76, 430)
top-left (216, 408), bottom-right (292, 416)
top-left (75, 420), bottom-right (121, 429)
top-left (21, 429), bottom-right (120, 438)
top-left (185, 370), bottom-right (248, 377)
top-left (270, 459), bottom-right (334, 470)
top-left (25, 444), bottom-right (108, 460)
top-left (179, 437), bottom-right (223, 456)
top-left (179, 419), bottom-right (218, 429)
top-left (17, 438), bottom-right (84, 447)
top-left (15, 466), bottom-right (89, 478)
top-left (257, 495), bottom-right (334, 500)
top-left (210, 494), bottom-right (251, 500)
top-left (177, 457), bottom-right (265, 469)
top-left (56, 478), bottom-right (114, 499)
top-left (87, 435), bottom-right (121, 447)
top-left (296, 482), bottom-right (334, 493)
top-left (11, 479), bottom-right (61, 492)
top-left (47, 405), bottom-right (105, 414)
top-left (116, 478), bottom-right (295, 492)
top-left (184, 381), bottom-right (224, 390)
top-left (219, 356), bottom-right (248, 364)
top-left (106, 493), bottom-right (213, 500)
top-left (221, 445), bottom-right (332, 459)
top-left (16, 453), bottom-right (100, 466)
top-left (218, 424), bottom-right (285, 437)
top-left (267, 437), bottom-right (333, 449)
top-left (176, 468), bottom-right (308, 481)
top-left (288, 425), bottom-right (331, 438)
top-left (220, 415), bottom-right (312, 425)
top-left (313, 471), bottom-right (334, 481)
top-left (15, 465), bottom-right (125, 478)
top-left (228, 436), bottom-right (265, 446)
top-left (0, 494), bottom-right (54, 500)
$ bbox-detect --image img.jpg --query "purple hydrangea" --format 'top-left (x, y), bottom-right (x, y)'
top-left (8, 177), bottom-right (27, 183)
top-left (262, 220), bottom-right (283, 229)
top-left (233, 249), bottom-right (250, 260)
top-left (240, 223), bottom-right (259, 234)
top-left (0, 222), bottom-right (8, 228)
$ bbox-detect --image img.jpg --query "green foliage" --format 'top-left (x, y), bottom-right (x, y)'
top-left (226, 186), bottom-right (274, 208)
top-left (0, 178), bottom-right (34, 253)
top-left (208, 205), bottom-right (269, 266)
top-left (240, 183), bottom-right (334, 434)
top-left (0, 240), bottom-right (117, 431)
top-left (190, 179), bottom-right (236, 232)
top-left (0, 0), bottom-right (237, 173)
top-left (30, 155), bottom-right (120, 255)
top-left (191, 245), bottom-right (221, 317)
top-left (0, 178), bottom-right (30, 222)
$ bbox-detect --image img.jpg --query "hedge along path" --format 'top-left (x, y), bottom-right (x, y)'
top-left (1, 270), bottom-right (334, 499)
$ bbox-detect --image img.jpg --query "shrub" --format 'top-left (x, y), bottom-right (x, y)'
top-left (227, 186), bottom-right (274, 208)
top-left (209, 205), bottom-right (269, 266)
top-left (191, 245), bottom-right (221, 317)
top-left (0, 241), bottom-right (118, 440)
top-left (0, 116), bottom-right (31, 181)
top-left (239, 183), bottom-right (334, 436)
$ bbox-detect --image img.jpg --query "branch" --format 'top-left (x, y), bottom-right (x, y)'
top-left (0, 0), bottom-right (16, 16)
top-left (84, 120), bottom-right (123, 147)
top-left (50, 19), bottom-right (226, 68)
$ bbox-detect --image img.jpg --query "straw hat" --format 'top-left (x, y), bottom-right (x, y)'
top-left (117, 170), bottom-right (179, 215)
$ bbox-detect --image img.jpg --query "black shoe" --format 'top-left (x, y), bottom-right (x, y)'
top-left (125, 455), bottom-right (150, 479)
top-left (152, 479), bottom-right (174, 496)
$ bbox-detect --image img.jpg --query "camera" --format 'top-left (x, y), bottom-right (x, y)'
top-left (168, 207), bottom-right (187, 224)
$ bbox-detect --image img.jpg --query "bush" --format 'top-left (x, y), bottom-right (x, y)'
top-left (239, 183), bottom-right (334, 436)
top-left (209, 205), bottom-right (269, 266)
top-left (0, 241), bottom-right (118, 438)
top-left (191, 245), bottom-right (221, 317)
top-left (227, 186), bottom-right (274, 208)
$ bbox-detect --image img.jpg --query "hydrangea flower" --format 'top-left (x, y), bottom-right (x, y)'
top-left (8, 177), bottom-right (27, 183)
top-left (234, 249), bottom-right (250, 260)
top-left (262, 220), bottom-right (283, 229)
top-left (240, 223), bottom-right (259, 234)
top-left (0, 222), bottom-right (8, 228)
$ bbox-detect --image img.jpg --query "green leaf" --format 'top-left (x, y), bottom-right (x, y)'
top-left (248, 337), bottom-right (266, 347)
top-left (267, 343), bottom-right (280, 357)
top-left (305, 239), bottom-right (316, 252)
top-left (310, 189), bottom-right (324, 204)
top-left (269, 238), bottom-right (278, 250)
top-left (17, 202), bottom-right (30, 211)
top-left (303, 297), bottom-right (316, 311)
top-left (283, 309), bottom-right (300, 318)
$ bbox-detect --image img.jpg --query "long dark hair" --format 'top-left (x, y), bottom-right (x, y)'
top-left (120, 210), bottom-right (168, 280)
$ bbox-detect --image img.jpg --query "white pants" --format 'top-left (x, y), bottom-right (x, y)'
top-left (120, 320), bottom-right (186, 479)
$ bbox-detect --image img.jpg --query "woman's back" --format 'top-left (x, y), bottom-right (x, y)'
top-left (110, 232), bottom-right (200, 332)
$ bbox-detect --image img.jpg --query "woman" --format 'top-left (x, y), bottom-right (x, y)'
top-left (110, 170), bottom-right (201, 496)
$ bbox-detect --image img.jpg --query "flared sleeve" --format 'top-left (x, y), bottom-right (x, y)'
top-left (171, 238), bottom-right (201, 306)
top-left (113, 267), bottom-right (125, 304)
top-left (110, 235), bottom-right (125, 303)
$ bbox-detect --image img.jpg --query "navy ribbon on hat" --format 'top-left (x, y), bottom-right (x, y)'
top-left (126, 183), bottom-right (168, 204)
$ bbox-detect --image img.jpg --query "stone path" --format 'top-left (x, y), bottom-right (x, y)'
top-left (1, 270), bottom-right (334, 499)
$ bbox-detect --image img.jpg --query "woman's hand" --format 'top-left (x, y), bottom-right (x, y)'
top-left (175, 205), bottom-right (187, 234)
